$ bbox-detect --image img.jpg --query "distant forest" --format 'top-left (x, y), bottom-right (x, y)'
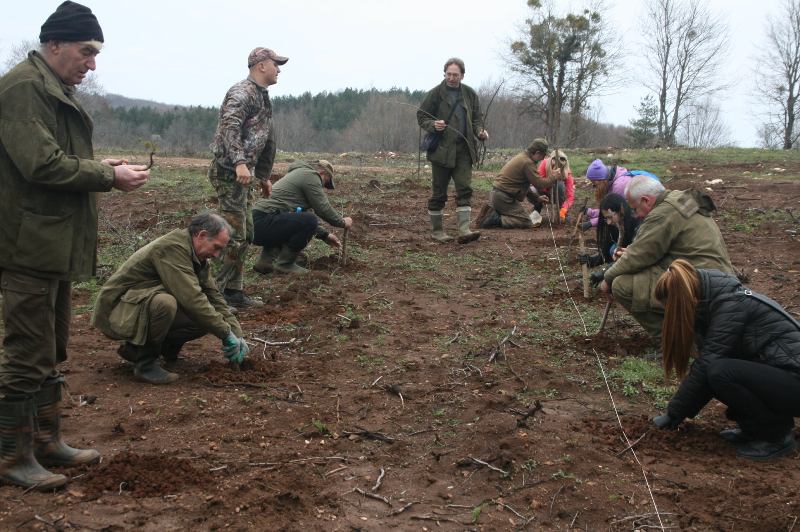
top-left (82, 87), bottom-right (629, 156)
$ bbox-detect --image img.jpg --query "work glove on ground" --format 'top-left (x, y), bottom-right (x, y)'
top-left (577, 253), bottom-right (604, 268)
top-left (589, 270), bottom-right (605, 288)
top-left (580, 220), bottom-right (593, 232)
top-left (652, 413), bottom-right (683, 430)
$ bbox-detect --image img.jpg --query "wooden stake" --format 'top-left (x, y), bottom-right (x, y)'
top-left (598, 300), bottom-right (612, 333)
top-left (578, 217), bottom-right (590, 299)
top-left (340, 227), bottom-right (349, 266)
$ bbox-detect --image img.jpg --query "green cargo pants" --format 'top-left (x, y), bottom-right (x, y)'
top-left (427, 140), bottom-right (474, 211)
top-left (610, 273), bottom-right (664, 336)
top-left (0, 271), bottom-right (69, 397)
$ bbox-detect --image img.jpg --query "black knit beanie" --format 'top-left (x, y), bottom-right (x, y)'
top-left (39, 1), bottom-right (104, 43)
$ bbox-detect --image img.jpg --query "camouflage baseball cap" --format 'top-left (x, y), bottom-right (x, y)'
top-left (316, 160), bottom-right (335, 189)
top-left (248, 47), bottom-right (289, 68)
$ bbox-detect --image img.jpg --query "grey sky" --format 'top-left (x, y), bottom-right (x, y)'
top-left (0, 0), bottom-right (780, 147)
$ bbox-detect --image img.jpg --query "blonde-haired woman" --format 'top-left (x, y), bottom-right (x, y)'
top-left (532, 150), bottom-right (574, 222)
top-left (651, 259), bottom-right (800, 461)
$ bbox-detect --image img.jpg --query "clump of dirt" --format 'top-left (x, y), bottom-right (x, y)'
top-left (578, 330), bottom-right (659, 357)
top-left (196, 359), bottom-right (279, 385)
top-left (81, 451), bottom-right (213, 497)
top-left (310, 254), bottom-right (362, 272)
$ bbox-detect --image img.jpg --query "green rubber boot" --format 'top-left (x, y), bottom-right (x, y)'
top-left (429, 210), bottom-right (454, 243)
top-left (0, 396), bottom-right (67, 490)
top-left (34, 378), bottom-right (100, 467)
top-left (253, 247), bottom-right (279, 274)
top-left (274, 246), bottom-right (310, 274)
top-left (456, 207), bottom-right (481, 244)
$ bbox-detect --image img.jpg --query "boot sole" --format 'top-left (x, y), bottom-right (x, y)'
top-left (1, 473), bottom-right (67, 490)
top-left (38, 453), bottom-right (101, 467)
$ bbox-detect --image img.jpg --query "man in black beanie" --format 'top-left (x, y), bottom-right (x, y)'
top-left (0, 1), bottom-right (150, 490)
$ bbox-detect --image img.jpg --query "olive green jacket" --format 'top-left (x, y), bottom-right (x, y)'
top-left (0, 52), bottom-right (115, 281)
top-left (604, 189), bottom-right (734, 312)
top-left (92, 228), bottom-right (241, 345)
top-left (253, 161), bottom-right (345, 240)
top-left (416, 81), bottom-right (483, 168)
top-left (493, 152), bottom-right (556, 200)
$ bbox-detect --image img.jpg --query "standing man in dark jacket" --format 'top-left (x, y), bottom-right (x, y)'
top-left (417, 58), bottom-right (488, 244)
top-left (252, 160), bottom-right (352, 275)
top-left (0, 1), bottom-right (149, 490)
top-left (209, 47), bottom-right (288, 309)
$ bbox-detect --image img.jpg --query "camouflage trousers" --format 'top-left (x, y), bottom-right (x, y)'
top-left (208, 162), bottom-right (255, 292)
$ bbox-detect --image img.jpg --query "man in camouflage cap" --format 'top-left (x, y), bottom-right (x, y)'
top-left (0, 1), bottom-right (149, 490)
top-left (251, 160), bottom-right (352, 275)
top-left (208, 46), bottom-right (288, 308)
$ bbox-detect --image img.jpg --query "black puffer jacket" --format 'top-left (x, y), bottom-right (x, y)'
top-left (667, 269), bottom-right (800, 420)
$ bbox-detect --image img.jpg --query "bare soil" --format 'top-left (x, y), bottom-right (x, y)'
top-left (2, 157), bottom-right (799, 531)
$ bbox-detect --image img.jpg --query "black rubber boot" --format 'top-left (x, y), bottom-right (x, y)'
top-left (0, 396), bottom-right (67, 490)
top-left (736, 431), bottom-right (797, 461)
top-left (133, 344), bottom-right (179, 385)
top-left (34, 379), bottom-right (100, 467)
top-left (224, 289), bottom-right (265, 308)
top-left (719, 426), bottom-right (754, 444)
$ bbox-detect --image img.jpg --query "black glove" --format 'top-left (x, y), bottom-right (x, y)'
top-left (589, 270), bottom-right (605, 288)
top-left (652, 413), bottom-right (683, 430)
top-left (580, 221), bottom-right (593, 232)
top-left (577, 253), bottom-right (603, 268)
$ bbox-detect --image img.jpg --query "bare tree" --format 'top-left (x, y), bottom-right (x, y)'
top-left (642, 0), bottom-right (729, 146)
top-left (508, 0), bottom-right (619, 146)
top-left (754, 0), bottom-right (800, 149)
top-left (679, 97), bottom-right (731, 148)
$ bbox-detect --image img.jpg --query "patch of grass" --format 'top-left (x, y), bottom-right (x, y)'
top-left (608, 357), bottom-right (676, 408)
top-left (355, 354), bottom-right (384, 370)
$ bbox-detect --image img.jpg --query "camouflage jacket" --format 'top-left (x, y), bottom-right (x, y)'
top-left (0, 51), bottom-right (115, 281)
top-left (92, 228), bottom-right (241, 345)
top-left (210, 77), bottom-right (275, 180)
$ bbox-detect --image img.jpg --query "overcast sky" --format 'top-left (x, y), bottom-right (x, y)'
top-left (0, 0), bottom-right (781, 147)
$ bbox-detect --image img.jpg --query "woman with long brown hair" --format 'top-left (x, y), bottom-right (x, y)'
top-left (651, 259), bottom-right (800, 461)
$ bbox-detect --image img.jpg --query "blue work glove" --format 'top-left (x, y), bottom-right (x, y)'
top-left (652, 413), bottom-right (682, 430)
top-left (235, 337), bottom-right (250, 364)
top-left (222, 332), bottom-right (240, 361)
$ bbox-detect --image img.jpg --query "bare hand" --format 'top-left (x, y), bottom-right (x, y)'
top-left (343, 216), bottom-right (353, 229)
top-left (102, 158), bottom-right (128, 166)
top-left (112, 164), bottom-right (149, 192)
top-left (326, 233), bottom-right (342, 248)
top-left (433, 120), bottom-right (446, 132)
top-left (478, 129), bottom-right (489, 141)
top-left (538, 194), bottom-right (550, 205)
top-left (260, 179), bottom-right (272, 198)
top-left (235, 164), bottom-right (252, 185)
top-left (613, 247), bottom-right (626, 261)
top-left (600, 280), bottom-right (613, 300)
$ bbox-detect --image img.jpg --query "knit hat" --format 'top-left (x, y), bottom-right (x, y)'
top-left (39, 1), bottom-right (104, 43)
top-left (526, 138), bottom-right (549, 157)
top-left (248, 47), bottom-right (289, 68)
top-left (316, 160), bottom-right (335, 189)
top-left (586, 159), bottom-right (608, 181)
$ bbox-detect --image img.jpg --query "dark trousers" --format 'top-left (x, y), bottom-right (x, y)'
top-left (0, 271), bottom-right (70, 397)
top-left (253, 210), bottom-right (318, 252)
top-left (708, 358), bottom-right (800, 439)
top-left (427, 140), bottom-right (474, 211)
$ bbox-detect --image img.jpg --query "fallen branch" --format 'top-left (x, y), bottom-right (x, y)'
top-left (615, 430), bottom-right (650, 457)
top-left (371, 468), bottom-right (386, 492)
top-left (388, 501), bottom-right (416, 516)
top-left (464, 457), bottom-right (509, 476)
top-left (353, 487), bottom-right (391, 506)
top-left (549, 484), bottom-right (565, 517)
top-left (323, 465), bottom-right (348, 477)
top-left (488, 325), bottom-right (517, 363)
top-left (342, 427), bottom-right (395, 443)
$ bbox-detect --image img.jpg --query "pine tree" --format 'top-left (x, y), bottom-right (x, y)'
top-left (627, 95), bottom-right (658, 147)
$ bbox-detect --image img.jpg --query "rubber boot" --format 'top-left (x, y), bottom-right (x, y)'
top-left (456, 207), bottom-right (480, 244)
top-left (737, 431), bottom-right (797, 461)
top-left (34, 379), bottom-right (100, 467)
top-left (0, 396), bottom-right (67, 490)
top-left (473, 204), bottom-right (493, 228)
top-left (428, 211), bottom-right (454, 243)
top-left (274, 246), bottom-right (309, 274)
top-left (253, 247), bottom-right (279, 275)
top-left (133, 344), bottom-right (179, 385)
top-left (223, 289), bottom-right (264, 309)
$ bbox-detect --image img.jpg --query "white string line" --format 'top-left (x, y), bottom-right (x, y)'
top-left (544, 220), bottom-right (666, 531)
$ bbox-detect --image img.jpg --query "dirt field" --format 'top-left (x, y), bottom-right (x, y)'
top-left (1, 154), bottom-right (799, 531)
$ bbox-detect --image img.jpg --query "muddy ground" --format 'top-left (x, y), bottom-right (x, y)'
top-left (1, 155), bottom-right (799, 531)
